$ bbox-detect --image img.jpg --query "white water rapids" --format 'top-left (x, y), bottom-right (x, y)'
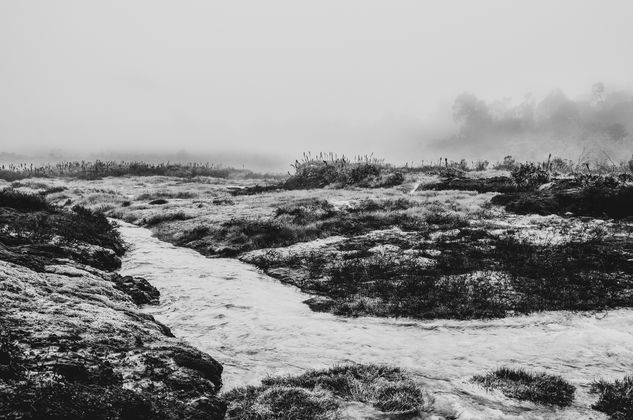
top-left (118, 222), bottom-right (633, 419)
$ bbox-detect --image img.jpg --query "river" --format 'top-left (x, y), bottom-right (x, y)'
top-left (118, 222), bottom-right (632, 419)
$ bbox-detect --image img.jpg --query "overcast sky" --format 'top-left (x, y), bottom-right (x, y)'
top-left (1, 0), bottom-right (632, 166)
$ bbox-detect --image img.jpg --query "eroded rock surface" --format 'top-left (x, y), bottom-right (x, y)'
top-left (0, 192), bottom-right (225, 419)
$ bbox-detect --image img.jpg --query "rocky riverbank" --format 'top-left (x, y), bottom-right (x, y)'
top-left (0, 190), bottom-right (225, 419)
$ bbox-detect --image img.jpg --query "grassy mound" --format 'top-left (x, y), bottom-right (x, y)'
top-left (472, 367), bottom-right (575, 407)
top-left (232, 154), bottom-right (404, 195)
top-left (492, 174), bottom-right (633, 219)
top-left (284, 155), bottom-right (403, 189)
top-left (222, 364), bottom-right (429, 419)
top-left (249, 220), bottom-right (633, 319)
top-left (590, 376), bottom-right (633, 420)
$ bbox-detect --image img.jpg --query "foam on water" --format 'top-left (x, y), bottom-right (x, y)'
top-left (118, 222), bottom-right (630, 419)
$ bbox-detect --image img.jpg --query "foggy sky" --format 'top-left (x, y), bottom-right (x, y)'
top-left (1, 0), bottom-right (633, 168)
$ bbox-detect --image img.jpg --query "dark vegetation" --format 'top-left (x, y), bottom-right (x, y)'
top-left (0, 160), bottom-right (270, 181)
top-left (222, 364), bottom-right (429, 419)
top-left (0, 189), bottom-right (124, 271)
top-left (493, 173), bottom-right (633, 219)
top-left (590, 376), bottom-right (633, 420)
top-left (232, 153), bottom-right (405, 195)
top-left (472, 367), bottom-right (575, 407)
top-left (418, 157), bottom-right (633, 219)
top-left (240, 199), bottom-right (633, 319)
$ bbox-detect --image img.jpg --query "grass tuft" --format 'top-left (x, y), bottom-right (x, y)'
top-left (472, 367), bottom-right (575, 407)
top-left (223, 364), bottom-right (428, 419)
top-left (590, 376), bottom-right (633, 420)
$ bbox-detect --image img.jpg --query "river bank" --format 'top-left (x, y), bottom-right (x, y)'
top-left (0, 191), bottom-right (225, 419)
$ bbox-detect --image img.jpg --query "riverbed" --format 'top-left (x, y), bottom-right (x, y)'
top-left (118, 221), bottom-right (632, 419)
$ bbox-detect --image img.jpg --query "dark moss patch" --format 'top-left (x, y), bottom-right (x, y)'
top-left (590, 376), bottom-right (633, 419)
top-left (223, 364), bottom-right (428, 419)
top-left (472, 367), bottom-right (575, 407)
top-left (251, 224), bottom-right (633, 320)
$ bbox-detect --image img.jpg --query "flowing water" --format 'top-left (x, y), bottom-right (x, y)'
top-left (118, 222), bottom-right (633, 419)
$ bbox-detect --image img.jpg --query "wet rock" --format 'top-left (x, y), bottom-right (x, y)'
top-left (110, 274), bottom-right (160, 305)
top-left (303, 296), bottom-right (336, 312)
top-left (171, 348), bottom-right (223, 389)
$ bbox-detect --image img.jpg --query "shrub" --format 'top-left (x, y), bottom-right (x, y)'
top-left (474, 160), bottom-right (489, 171)
top-left (283, 153), bottom-right (403, 190)
top-left (510, 163), bottom-right (550, 190)
top-left (494, 155), bottom-right (518, 170)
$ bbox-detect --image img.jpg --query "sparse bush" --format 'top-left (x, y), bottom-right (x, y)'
top-left (472, 367), bottom-right (575, 407)
top-left (474, 160), bottom-right (489, 171)
top-left (510, 163), bottom-right (550, 190)
top-left (494, 155), bottom-right (518, 170)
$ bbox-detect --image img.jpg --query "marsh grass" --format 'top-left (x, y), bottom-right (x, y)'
top-left (472, 367), bottom-right (575, 407)
top-left (590, 376), bottom-right (633, 419)
top-left (222, 364), bottom-right (429, 419)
